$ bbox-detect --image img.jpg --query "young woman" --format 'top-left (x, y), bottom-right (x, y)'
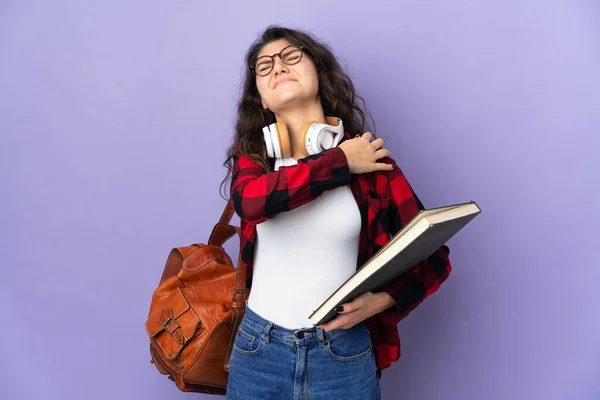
top-left (220, 25), bottom-right (452, 400)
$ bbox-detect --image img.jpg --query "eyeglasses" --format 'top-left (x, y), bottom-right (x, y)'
top-left (250, 45), bottom-right (305, 77)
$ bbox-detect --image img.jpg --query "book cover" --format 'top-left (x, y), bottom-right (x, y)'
top-left (308, 201), bottom-right (481, 326)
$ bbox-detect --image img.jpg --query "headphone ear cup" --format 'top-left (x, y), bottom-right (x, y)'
top-left (298, 121), bottom-right (317, 155)
top-left (323, 116), bottom-right (344, 147)
top-left (274, 121), bottom-right (291, 158)
top-left (263, 125), bottom-right (276, 158)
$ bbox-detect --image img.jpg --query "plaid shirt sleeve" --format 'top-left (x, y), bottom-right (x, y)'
top-left (378, 158), bottom-right (452, 323)
top-left (230, 147), bottom-right (351, 224)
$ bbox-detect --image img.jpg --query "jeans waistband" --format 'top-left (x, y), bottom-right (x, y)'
top-left (241, 304), bottom-right (363, 346)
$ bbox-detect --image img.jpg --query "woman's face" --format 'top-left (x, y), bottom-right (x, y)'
top-left (255, 39), bottom-right (319, 114)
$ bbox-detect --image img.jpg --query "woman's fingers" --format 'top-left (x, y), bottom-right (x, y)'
top-left (366, 136), bottom-right (393, 171)
top-left (361, 131), bottom-right (373, 142)
top-left (370, 137), bottom-right (385, 150)
top-left (339, 132), bottom-right (395, 174)
top-left (374, 148), bottom-right (391, 160)
top-left (375, 162), bottom-right (395, 171)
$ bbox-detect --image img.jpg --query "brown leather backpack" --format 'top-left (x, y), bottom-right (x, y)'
top-left (145, 200), bottom-right (247, 394)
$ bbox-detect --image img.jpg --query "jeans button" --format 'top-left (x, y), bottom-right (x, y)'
top-left (296, 331), bottom-right (311, 339)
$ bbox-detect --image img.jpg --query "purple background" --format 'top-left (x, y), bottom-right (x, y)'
top-left (1, 1), bottom-right (599, 399)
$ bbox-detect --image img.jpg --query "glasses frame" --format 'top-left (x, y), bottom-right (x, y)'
top-left (250, 45), bottom-right (305, 77)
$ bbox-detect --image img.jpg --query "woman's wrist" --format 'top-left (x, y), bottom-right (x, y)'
top-left (375, 291), bottom-right (396, 313)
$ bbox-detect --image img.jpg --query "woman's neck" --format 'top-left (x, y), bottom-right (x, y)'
top-left (273, 103), bottom-right (327, 159)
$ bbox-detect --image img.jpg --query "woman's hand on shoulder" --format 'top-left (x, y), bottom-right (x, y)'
top-left (338, 132), bottom-right (395, 174)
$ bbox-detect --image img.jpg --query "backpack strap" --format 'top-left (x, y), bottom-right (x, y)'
top-left (208, 199), bottom-right (247, 297)
top-left (208, 199), bottom-right (248, 372)
top-left (207, 197), bottom-right (238, 248)
top-left (217, 196), bottom-right (236, 226)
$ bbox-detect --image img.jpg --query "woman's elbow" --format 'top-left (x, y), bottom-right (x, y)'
top-left (231, 191), bottom-right (267, 225)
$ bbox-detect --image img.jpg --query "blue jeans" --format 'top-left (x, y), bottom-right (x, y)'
top-left (225, 305), bottom-right (381, 400)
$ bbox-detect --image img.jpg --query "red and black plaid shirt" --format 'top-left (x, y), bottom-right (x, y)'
top-left (230, 133), bottom-right (452, 377)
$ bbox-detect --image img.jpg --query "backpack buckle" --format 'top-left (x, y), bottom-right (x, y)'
top-left (162, 317), bottom-right (180, 334)
top-left (233, 290), bottom-right (248, 303)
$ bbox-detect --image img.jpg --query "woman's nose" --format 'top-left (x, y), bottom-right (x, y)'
top-left (272, 57), bottom-right (288, 75)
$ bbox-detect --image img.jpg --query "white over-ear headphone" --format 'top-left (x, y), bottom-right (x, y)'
top-left (262, 116), bottom-right (344, 159)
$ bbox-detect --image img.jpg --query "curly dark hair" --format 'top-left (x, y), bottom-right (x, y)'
top-left (220, 25), bottom-right (375, 199)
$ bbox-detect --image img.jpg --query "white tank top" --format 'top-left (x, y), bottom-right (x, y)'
top-left (246, 156), bottom-right (362, 329)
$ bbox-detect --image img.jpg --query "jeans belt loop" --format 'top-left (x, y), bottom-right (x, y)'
top-left (261, 321), bottom-right (273, 343)
top-left (316, 326), bottom-right (326, 347)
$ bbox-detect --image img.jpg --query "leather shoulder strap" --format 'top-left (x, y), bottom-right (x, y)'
top-left (208, 200), bottom-right (246, 295)
top-left (218, 198), bottom-right (235, 225)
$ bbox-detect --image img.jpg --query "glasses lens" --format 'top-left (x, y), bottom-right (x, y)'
top-left (255, 58), bottom-right (273, 76)
top-left (281, 48), bottom-right (302, 65)
top-left (253, 46), bottom-right (303, 76)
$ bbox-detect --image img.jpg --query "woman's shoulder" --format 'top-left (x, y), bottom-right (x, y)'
top-left (356, 155), bottom-right (405, 197)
